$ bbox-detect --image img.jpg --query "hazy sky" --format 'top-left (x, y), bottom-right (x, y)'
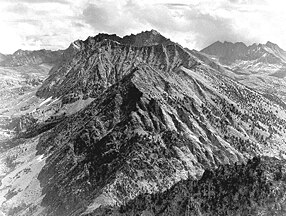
top-left (0, 0), bottom-right (285, 54)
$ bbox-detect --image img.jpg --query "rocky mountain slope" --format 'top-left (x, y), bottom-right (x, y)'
top-left (201, 41), bottom-right (286, 102)
top-left (0, 48), bottom-right (64, 114)
top-left (1, 30), bottom-right (286, 216)
top-left (105, 156), bottom-right (286, 216)
top-left (0, 48), bottom-right (64, 159)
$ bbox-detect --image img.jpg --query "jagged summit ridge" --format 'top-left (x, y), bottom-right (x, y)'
top-left (66, 29), bottom-right (172, 52)
top-left (121, 29), bottom-right (172, 47)
top-left (36, 30), bottom-right (197, 99)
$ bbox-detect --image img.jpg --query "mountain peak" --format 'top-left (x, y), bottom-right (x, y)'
top-left (201, 40), bottom-right (248, 64)
top-left (202, 41), bottom-right (248, 52)
top-left (266, 41), bottom-right (277, 47)
top-left (265, 41), bottom-right (282, 51)
top-left (150, 29), bottom-right (160, 35)
top-left (223, 41), bottom-right (234, 45)
top-left (122, 29), bottom-right (171, 47)
top-left (222, 41), bottom-right (248, 48)
top-left (13, 49), bottom-right (26, 56)
top-left (137, 29), bottom-right (161, 36)
top-left (213, 40), bottom-right (223, 45)
top-left (75, 30), bottom-right (172, 49)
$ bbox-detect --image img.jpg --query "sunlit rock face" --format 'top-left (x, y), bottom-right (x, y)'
top-left (2, 30), bottom-right (286, 216)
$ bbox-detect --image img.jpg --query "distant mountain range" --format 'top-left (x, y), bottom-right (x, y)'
top-left (201, 40), bottom-right (286, 103)
top-left (201, 40), bottom-right (286, 79)
top-left (1, 30), bottom-right (286, 216)
top-left (0, 49), bottom-right (63, 67)
top-left (201, 40), bottom-right (286, 66)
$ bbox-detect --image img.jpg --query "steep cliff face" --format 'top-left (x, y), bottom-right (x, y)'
top-left (2, 31), bottom-right (286, 216)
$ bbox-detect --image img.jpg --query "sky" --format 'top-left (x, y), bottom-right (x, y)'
top-left (0, 0), bottom-right (286, 54)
